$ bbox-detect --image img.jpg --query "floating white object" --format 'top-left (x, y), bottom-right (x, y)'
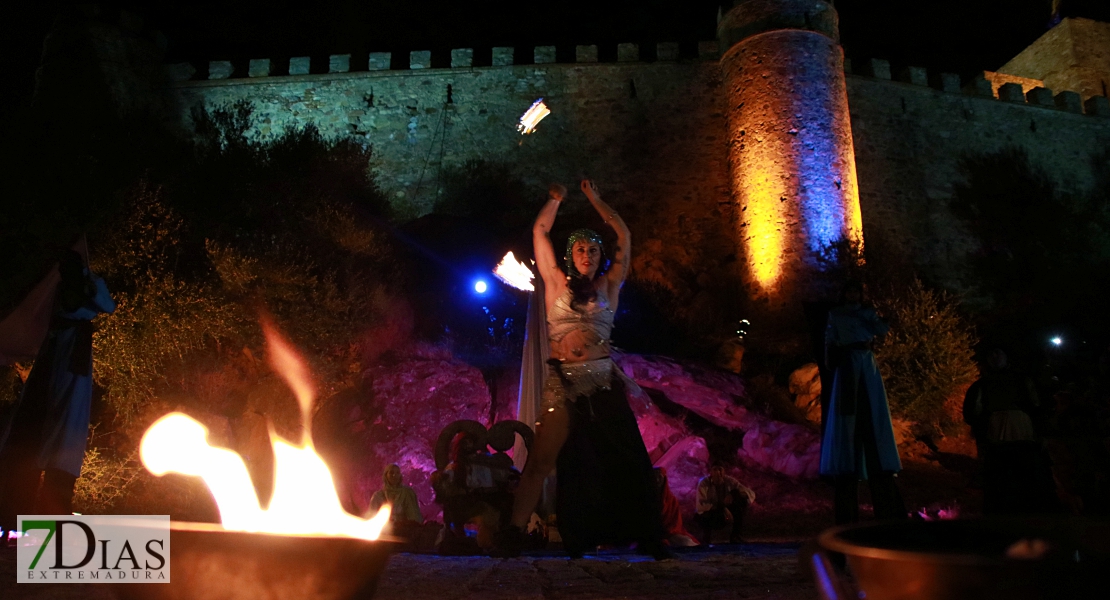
top-left (518, 98), bottom-right (551, 135)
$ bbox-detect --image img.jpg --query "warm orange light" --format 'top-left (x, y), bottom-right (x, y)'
top-left (140, 324), bottom-right (390, 540)
top-left (742, 167), bottom-right (787, 291)
top-left (840, 134), bottom-right (865, 258)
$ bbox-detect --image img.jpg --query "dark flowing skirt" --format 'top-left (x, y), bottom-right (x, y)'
top-left (555, 379), bottom-right (664, 553)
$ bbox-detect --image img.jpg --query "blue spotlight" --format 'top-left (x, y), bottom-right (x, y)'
top-left (474, 279), bottom-right (488, 294)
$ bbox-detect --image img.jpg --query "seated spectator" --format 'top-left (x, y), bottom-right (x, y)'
top-left (654, 467), bottom-right (698, 547)
top-left (369, 464), bottom-right (424, 534)
top-left (695, 465), bottom-right (755, 544)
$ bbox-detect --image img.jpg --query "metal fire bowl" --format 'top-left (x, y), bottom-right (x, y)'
top-left (816, 517), bottom-right (1110, 600)
top-left (111, 522), bottom-right (400, 600)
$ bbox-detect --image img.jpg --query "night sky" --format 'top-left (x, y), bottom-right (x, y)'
top-left (137, 1), bottom-right (1110, 72)
top-left (3, 1), bottom-right (1110, 109)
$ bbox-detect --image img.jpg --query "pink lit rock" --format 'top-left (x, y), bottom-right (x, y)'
top-left (654, 436), bottom-right (711, 510)
top-left (617, 353), bottom-right (821, 479)
top-left (617, 354), bottom-right (756, 430)
top-left (313, 345), bottom-right (491, 520)
top-left (739, 419), bottom-right (821, 479)
top-left (624, 380), bottom-right (691, 462)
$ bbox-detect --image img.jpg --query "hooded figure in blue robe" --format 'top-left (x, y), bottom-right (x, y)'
top-left (819, 281), bottom-right (905, 524)
top-left (0, 248), bottom-right (115, 531)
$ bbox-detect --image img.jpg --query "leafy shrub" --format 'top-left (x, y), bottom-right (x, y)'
top-left (73, 447), bottom-right (143, 514)
top-left (951, 148), bottom-right (1110, 343)
top-left (873, 279), bottom-right (978, 429)
top-left (87, 102), bottom-right (402, 424)
top-left (90, 183), bottom-right (239, 421)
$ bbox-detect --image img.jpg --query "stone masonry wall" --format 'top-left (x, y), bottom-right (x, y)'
top-left (163, 45), bottom-right (1110, 302)
top-left (845, 60), bottom-right (1110, 290)
top-left (1000, 17), bottom-right (1110, 102)
top-left (166, 46), bottom-right (739, 309)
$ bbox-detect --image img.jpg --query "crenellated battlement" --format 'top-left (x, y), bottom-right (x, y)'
top-left (164, 44), bottom-right (1110, 119)
top-left (843, 57), bottom-right (1110, 118)
top-left (164, 41), bottom-right (723, 84)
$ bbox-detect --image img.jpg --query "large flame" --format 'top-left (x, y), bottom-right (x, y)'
top-left (493, 251), bottom-right (535, 291)
top-left (140, 323), bottom-right (390, 540)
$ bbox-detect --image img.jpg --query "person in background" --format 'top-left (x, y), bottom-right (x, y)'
top-left (694, 465), bottom-right (755, 544)
top-left (963, 347), bottom-right (1057, 513)
top-left (655, 467), bottom-right (698, 547)
top-left (0, 248), bottom-right (115, 534)
top-left (820, 280), bottom-right (906, 525)
top-left (370, 464), bottom-right (423, 530)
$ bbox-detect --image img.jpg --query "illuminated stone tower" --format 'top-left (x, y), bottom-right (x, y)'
top-left (718, 0), bottom-right (863, 344)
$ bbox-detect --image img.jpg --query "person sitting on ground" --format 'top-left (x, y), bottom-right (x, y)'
top-left (655, 467), bottom-right (699, 547)
top-left (369, 464), bottom-right (423, 534)
top-left (694, 465), bottom-right (755, 544)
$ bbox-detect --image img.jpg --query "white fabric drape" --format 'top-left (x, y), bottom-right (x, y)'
top-left (513, 273), bottom-right (548, 470)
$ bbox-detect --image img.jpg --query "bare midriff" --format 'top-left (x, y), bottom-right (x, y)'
top-left (549, 330), bottom-right (611, 363)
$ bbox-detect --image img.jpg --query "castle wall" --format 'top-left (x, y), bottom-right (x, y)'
top-left (845, 65), bottom-right (1110, 290)
top-left (1000, 18), bottom-right (1110, 102)
top-left (164, 47), bottom-right (1110, 300)
top-left (167, 49), bottom-right (738, 305)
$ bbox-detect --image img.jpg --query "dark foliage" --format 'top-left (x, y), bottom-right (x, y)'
top-left (951, 148), bottom-right (1110, 359)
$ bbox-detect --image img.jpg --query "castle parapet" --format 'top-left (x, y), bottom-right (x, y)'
top-left (170, 40), bottom-right (718, 84)
top-left (842, 61), bottom-right (1110, 118)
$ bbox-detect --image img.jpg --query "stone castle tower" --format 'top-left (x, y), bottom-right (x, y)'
top-left (718, 0), bottom-right (864, 343)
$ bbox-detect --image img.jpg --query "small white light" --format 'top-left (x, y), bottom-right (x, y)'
top-left (474, 280), bottom-right (488, 294)
top-left (1051, 336), bottom-right (1063, 347)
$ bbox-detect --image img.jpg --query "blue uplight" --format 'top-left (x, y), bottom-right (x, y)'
top-left (474, 280), bottom-right (488, 294)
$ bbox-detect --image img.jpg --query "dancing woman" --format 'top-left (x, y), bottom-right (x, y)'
top-left (498, 179), bottom-right (666, 558)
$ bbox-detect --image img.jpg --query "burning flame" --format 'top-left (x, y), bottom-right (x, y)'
top-left (493, 251), bottom-right (535, 291)
top-left (140, 322), bottom-right (391, 540)
top-left (517, 98), bottom-right (550, 134)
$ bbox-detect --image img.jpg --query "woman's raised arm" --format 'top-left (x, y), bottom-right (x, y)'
top-left (581, 180), bottom-right (630, 290)
top-left (534, 183), bottom-right (568, 305)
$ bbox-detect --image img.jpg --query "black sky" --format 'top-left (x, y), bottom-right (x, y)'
top-left (140, 0), bottom-right (1108, 74)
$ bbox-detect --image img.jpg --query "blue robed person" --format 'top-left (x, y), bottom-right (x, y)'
top-left (819, 280), bottom-right (907, 525)
top-left (0, 247), bottom-right (115, 532)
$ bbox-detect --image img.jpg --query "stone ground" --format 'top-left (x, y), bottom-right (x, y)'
top-left (1, 543), bottom-right (815, 599)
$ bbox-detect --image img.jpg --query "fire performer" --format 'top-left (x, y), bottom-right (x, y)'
top-left (820, 280), bottom-right (906, 524)
top-left (0, 247), bottom-right (115, 532)
top-left (496, 179), bottom-right (667, 558)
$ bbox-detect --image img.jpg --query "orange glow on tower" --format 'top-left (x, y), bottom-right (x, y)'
top-left (743, 166), bottom-right (788, 291)
top-left (720, 0), bottom-right (864, 306)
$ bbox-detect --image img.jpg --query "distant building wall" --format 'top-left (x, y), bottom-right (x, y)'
top-left (1000, 17), bottom-right (1110, 101)
top-left (845, 66), bottom-right (1110, 290)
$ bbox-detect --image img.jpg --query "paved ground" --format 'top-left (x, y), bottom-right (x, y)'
top-left (2, 543), bottom-right (815, 599)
